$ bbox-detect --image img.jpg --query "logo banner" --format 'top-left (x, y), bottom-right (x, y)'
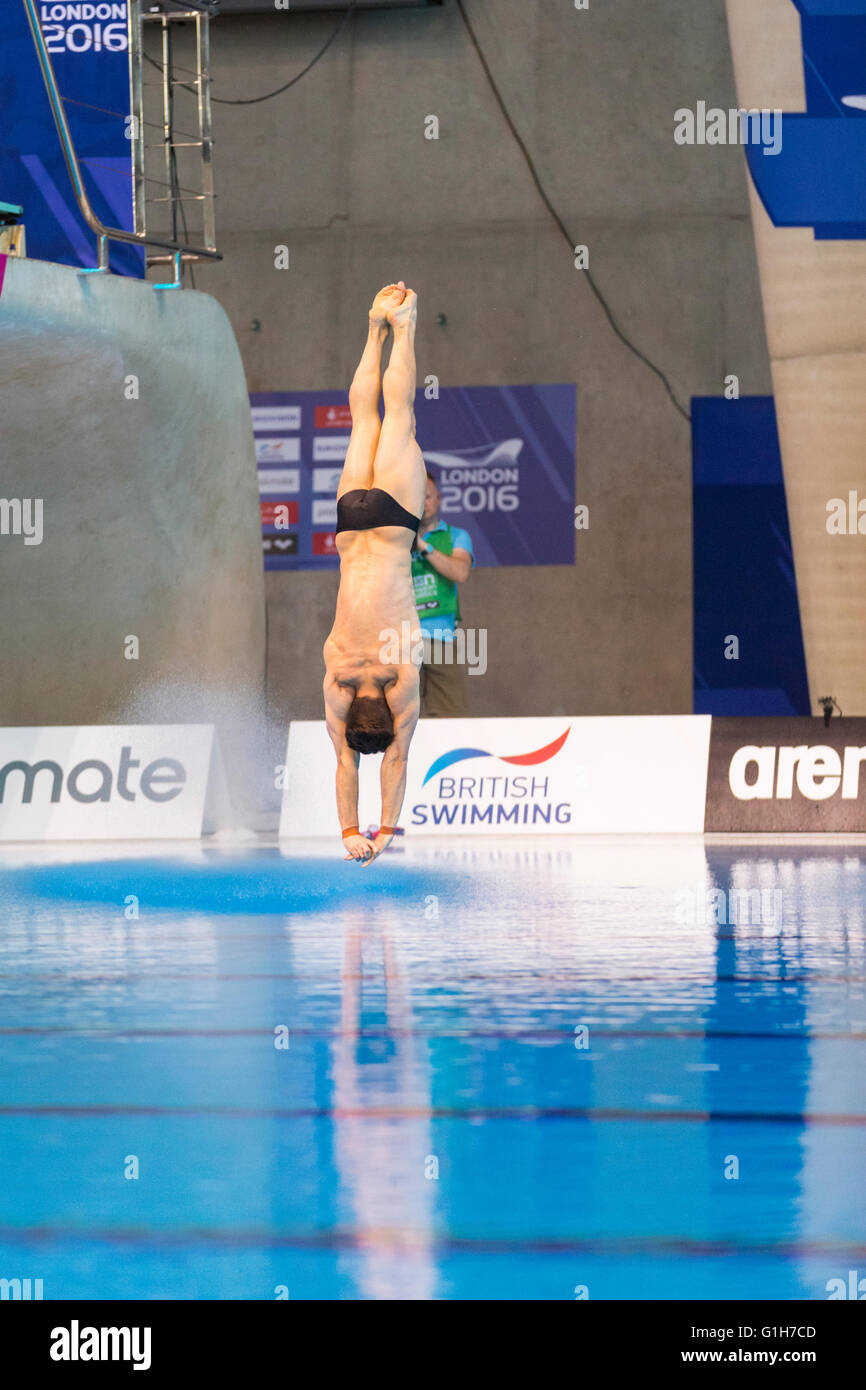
top-left (0, 3), bottom-right (140, 275)
top-left (252, 385), bottom-right (576, 571)
top-left (705, 717), bottom-right (866, 831)
top-left (0, 726), bottom-right (218, 840)
top-left (279, 716), bottom-right (712, 837)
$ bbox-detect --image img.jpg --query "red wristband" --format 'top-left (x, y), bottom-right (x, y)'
top-left (341, 826), bottom-right (360, 840)
top-left (377, 825), bottom-right (397, 836)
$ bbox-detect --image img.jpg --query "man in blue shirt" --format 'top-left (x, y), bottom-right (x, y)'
top-left (411, 469), bottom-right (474, 716)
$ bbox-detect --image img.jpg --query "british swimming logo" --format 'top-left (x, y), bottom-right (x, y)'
top-left (745, 0), bottom-right (866, 239)
top-left (412, 727), bottom-right (574, 830)
top-left (422, 727), bottom-right (571, 785)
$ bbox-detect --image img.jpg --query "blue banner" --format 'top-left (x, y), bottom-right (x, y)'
top-left (0, 3), bottom-right (140, 275)
top-left (252, 384), bottom-right (577, 571)
top-left (746, 0), bottom-right (866, 238)
top-left (692, 397), bottom-right (809, 716)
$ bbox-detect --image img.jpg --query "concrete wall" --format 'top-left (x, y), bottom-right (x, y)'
top-left (0, 254), bottom-right (267, 813)
top-left (185, 0), bottom-right (773, 722)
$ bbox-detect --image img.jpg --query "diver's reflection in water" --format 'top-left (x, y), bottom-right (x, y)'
top-left (332, 905), bottom-right (436, 1300)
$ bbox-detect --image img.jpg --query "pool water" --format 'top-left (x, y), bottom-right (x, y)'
top-left (0, 836), bottom-right (864, 1300)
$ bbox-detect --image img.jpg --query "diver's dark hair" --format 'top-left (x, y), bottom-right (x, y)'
top-left (345, 694), bottom-right (394, 755)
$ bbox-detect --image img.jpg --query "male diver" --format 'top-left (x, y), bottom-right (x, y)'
top-left (323, 283), bottom-right (426, 864)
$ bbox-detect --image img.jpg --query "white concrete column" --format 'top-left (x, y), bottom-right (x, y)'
top-left (726, 0), bottom-right (866, 714)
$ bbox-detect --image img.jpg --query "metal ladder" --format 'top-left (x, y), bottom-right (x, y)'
top-left (21, 0), bottom-right (221, 288)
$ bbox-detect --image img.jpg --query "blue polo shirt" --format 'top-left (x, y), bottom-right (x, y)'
top-left (417, 520), bottom-right (474, 642)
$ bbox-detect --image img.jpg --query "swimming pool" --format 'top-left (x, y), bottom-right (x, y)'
top-left (1, 835), bottom-right (863, 1300)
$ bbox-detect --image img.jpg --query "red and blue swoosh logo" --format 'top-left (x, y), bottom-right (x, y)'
top-left (422, 727), bottom-right (571, 786)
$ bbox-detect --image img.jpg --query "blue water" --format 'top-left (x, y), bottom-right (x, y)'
top-left (0, 836), bottom-right (864, 1300)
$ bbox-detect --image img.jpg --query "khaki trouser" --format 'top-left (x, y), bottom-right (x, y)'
top-left (419, 634), bottom-right (469, 717)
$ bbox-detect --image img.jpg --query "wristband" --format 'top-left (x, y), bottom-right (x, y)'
top-left (341, 826), bottom-right (360, 840)
top-left (377, 825), bottom-right (397, 836)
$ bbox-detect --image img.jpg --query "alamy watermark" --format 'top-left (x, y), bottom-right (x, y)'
top-left (826, 1269), bottom-right (866, 1299)
top-left (826, 491), bottom-right (866, 535)
top-left (50, 1322), bottom-right (152, 1371)
top-left (379, 621), bottom-right (487, 676)
top-left (0, 1276), bottom-right (44, 1299)
top-left (675, 103), bottom-right (783, 157)
top-left (674, 884), bottom-right (783, 926)
top-left (0, 497), bottom-right (43, 545)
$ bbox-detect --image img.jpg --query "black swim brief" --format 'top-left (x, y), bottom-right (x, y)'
top-left (336, 487), bottom-right (421, 536)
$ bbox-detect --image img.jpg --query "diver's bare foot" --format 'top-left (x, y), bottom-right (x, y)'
top-left (369, 282), bottom-right (406, 328)
top-left (387, 286), bottom-right (417, 329)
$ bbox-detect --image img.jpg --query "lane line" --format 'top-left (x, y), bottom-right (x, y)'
top-left (0, 1104), bottom-right (864, 1123)
top-left (0, 1226), bottom-right (864, 1257)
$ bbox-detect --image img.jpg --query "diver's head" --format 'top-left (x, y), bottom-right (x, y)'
top-left (345, 693), bottom-right (394, 755)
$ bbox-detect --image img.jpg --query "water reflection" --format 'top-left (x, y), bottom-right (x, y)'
top-left (0, 835), bottom-right (862, 1297)
top-left (331, 907), bottom-right (436, 1299)
top-left (313, 838), bottom-right (865, 1295)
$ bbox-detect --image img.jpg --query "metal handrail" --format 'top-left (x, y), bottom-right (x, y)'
top-left (21, 0), bottom-right (221, 269)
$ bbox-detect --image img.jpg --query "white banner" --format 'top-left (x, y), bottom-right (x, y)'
top-left (251, 405), bottom-right (301, 432)
top-left (0, 726), bottom-right (219, 841)
top-left (279, 716), bottom-right (712, 838)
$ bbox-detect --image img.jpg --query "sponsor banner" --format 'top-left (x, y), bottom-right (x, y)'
top-left (0, 3), bottom-right (140, 275)
top-left (312, 531), bottom-right (338, 557)
top-left (312, 436), bottom-right (351, 462)
top-left (313, 467), bottom-right (343, 493)
top-left (0, 726), bottom-right (220, 840)
top-left (252, 385), bottom-right (576, 571)
top-left (705, 717), bottom-right (866, 831)
top-left (251, 405), bottom-right (301, 432)
top-left (254, 438), bottom-right (301, 465)
top-left (315, 404), bottom-right (352, 429)
top-left (257, 468), bottom-right (300, 495)
top-left (260, 498), bottom-right (298, 528)
top-left (279, 716), bottom-right (711, 838)
top-left (311, 499), bottom-right (338, 527)
top-left (262, 534), bottom-right (298, 558)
